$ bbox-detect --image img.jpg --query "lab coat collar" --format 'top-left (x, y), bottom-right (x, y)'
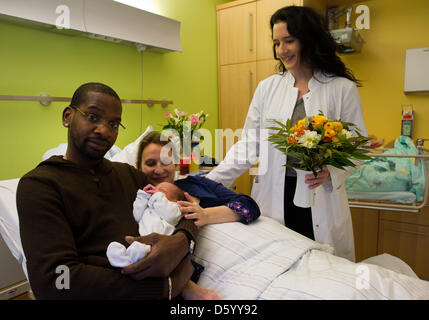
top-left (285, 70), bottom-right (335, 93)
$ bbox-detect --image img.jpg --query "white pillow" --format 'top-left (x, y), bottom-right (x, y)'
top-left (0, 178), bottom-right (28, 278)
top-left (110, 126), bottom-right (153, 167)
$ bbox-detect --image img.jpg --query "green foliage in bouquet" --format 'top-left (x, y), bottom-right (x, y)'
top-left (267, 112), bottom-right (372, 176)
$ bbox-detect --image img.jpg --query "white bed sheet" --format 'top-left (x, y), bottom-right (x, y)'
top-left (193, 217), bottom-right (429, 300)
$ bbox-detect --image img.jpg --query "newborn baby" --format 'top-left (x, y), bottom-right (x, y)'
top-left (107, 182), bottom-right (220, 300)
top-left (107, 182), bottom-right (185, 267)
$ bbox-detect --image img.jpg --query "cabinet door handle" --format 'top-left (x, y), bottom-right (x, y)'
top-left (249, 70), bottom-right (253, 103)
top-left (389, 227), bottom-right (428, 237)
top-left (248, 13), bottom-right (253, 52)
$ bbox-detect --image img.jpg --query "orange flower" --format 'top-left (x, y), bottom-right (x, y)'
top-left (323, 136), bottom-right (332, 142)
top-left (295, 127), bottom-right (306, 137)
top-left (288, 134), bottom-right (298, 144)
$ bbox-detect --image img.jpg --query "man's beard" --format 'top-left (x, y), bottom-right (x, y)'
top-left (70, 130), bottom-right (111, 161)
top-left (81, 140), bottom-right (109, 160)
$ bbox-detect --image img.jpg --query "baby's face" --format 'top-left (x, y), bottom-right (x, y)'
top-left (156, 182), bottom-right (181, 202)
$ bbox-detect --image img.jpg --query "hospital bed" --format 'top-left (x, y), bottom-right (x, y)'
top-left (1, 177), bottom-right (428, 299)
top-left (1, 132), bottom-right (429, 300)
top-left (0, 178), bottom-right (30, 299)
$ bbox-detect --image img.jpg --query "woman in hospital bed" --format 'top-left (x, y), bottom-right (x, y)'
top-left (110, 131), bottom-right (261, 299)
top-left (106, 178), bottom-right (261, 300)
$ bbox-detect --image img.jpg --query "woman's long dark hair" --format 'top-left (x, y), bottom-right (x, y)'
top-left (270, 6), bottom-right (361, 86)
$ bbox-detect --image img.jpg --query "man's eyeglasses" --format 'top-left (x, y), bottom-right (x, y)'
top-left (70, 105), bottom-right (126, 131)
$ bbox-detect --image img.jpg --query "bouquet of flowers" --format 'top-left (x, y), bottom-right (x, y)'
top-left (268, 112), bottom-right (372, 176)
top-left (162, 109), bottom-right (208, 141)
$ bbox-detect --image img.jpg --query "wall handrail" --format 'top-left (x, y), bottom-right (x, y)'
top-left (0, 94), bottom-right (172, 107)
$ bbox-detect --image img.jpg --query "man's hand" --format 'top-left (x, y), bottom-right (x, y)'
top-left (121, 232), bottom-right (188, 280)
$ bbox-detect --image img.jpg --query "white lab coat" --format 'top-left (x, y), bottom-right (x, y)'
top-left (207, 71), bottom-right (367, 261)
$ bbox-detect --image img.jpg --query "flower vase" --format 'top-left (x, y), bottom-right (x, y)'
top-left (293, 169), bottom-right (314, 208)
top-left (179, 156), bottom-right (190, 175)
top-left (189, 142), bottom-right (200, 173)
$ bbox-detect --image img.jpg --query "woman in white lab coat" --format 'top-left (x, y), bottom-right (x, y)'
top-left (207, 6), bottom-right (367, 261)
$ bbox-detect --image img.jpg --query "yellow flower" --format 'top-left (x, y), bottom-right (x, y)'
top-left (332, 121), bottom-right (343, 133)
top-left (324, 122), bottom-right (334, 130)
top-left (290, 124), bottom-right (298, 132)
top-left (297, 119), bottom-right (308, 128)
top-left (324, 128), bottom-right (337, 138)
top-left (311, 115), bottom-right (327, 129)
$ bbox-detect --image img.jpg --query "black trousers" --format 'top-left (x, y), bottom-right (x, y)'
top-left (284, 175), bottom-right (315, 240)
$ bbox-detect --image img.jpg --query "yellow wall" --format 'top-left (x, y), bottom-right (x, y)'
top-left (342, 0), bottom-right (429, 144)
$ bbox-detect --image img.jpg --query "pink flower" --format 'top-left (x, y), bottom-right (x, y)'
top-left (178, 110), bottom-right (186, 117)
top-left (165, 112), bottom-right (173, 118)
top-left (190, 114), bottom-right (199, 125)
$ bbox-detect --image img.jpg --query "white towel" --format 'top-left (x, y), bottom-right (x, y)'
top-left (106, 241), bottom-right (151, 268)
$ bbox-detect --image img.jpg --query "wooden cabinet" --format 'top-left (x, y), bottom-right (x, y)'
top-left (378, 206), bottom-right (429, 280)
top-left (218, 62), bottom-right (257, 195)
top-left (219, 62), bottom-right (257, 130)
top-left (351, 205), bottom-right (429, 280)
top-left (378, 220), bottom-right (429, 280)
top-left (350, 208), bottom-right (379, 262)
top-left (218, 1), bottom-right (256, 65)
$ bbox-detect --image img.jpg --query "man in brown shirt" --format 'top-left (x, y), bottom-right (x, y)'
top-left (16, 83), bottom-right (197, 299)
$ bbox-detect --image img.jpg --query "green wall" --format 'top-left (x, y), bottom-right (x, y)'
top-left (0, 0), bottom-right (230, 180)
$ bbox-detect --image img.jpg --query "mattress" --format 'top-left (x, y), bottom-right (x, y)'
top-left (347, 191), bottom-right (417, 204)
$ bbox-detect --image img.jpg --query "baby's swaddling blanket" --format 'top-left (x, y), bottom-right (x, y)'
top-left (107, 190), bottom-right (182, 268)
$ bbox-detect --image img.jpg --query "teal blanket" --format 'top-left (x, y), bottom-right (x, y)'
top-left (345, 136), bottom-right (426, 201)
